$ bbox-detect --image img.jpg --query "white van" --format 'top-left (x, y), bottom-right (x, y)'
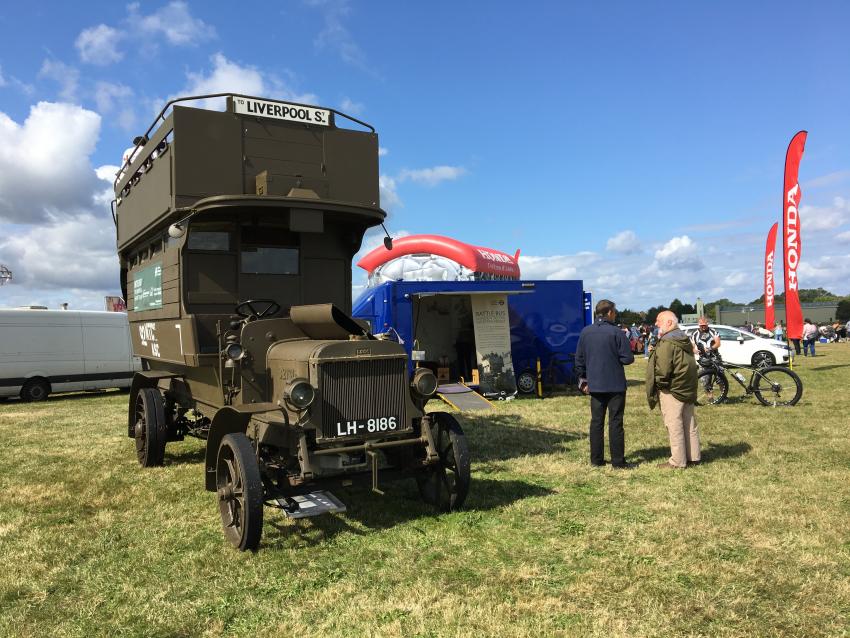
top-left (0, 309), bottom-right (142, 401)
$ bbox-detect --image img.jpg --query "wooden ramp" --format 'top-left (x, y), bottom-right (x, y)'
top-left (436, 383), bottom-right (495, 411)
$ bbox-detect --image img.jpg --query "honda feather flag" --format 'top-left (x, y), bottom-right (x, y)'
top-left (782, 131), bottom-right (807, 341)
top-left (764, 222), bottom-right (779, 330)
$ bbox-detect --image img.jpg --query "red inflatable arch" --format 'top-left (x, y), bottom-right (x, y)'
top-left (356, 234), bottom-right (521, 279)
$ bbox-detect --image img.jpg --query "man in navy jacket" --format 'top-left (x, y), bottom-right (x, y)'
top-left (574, 299), bottom-right (635, 468)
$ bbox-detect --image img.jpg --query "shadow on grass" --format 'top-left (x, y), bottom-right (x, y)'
top-left (629, 441), bottom-right (752, 465)
top-left (459, 414), bottom-right (583, 462)
top-left (810, 363), bottom-right (850, 372)
top-left (163, 445), bottom-right (206, 466)
top-left (263, 476), bottom-right (553, 549)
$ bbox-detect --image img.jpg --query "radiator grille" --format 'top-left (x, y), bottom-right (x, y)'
top-left (318, 358), bottom-right (408, 440)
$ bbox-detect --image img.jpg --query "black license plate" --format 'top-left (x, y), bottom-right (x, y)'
top-left (333, 416), bottom-right (399, 437)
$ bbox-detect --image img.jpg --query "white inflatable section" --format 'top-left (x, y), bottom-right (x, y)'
top-left (367, 254), bottom-right (475, 287)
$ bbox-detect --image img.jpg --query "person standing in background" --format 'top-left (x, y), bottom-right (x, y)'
top-left (802, 318), bottom-right (818, 356)
top-left (774, 320), bottom-right (784, 342)
top-left (574, 299), bottom-right (635, 469)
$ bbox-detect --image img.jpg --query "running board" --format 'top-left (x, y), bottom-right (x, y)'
top-left (276, 491), bottom-right (347, 519)
top-left (436, 382), bottom-right (495, 412)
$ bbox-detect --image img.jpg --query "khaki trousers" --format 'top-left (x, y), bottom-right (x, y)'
top-left (658, 391), bottom-right (700, 468)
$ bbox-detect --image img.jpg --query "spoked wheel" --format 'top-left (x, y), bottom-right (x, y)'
top-left (696, 369), bottom-right (728, 406)
top-left (216, 433), bottom-right (264, 551)
top-left (134, 388), bottom-right (167, 467)
top-left (753, 366), bottom-right (803, 407)
top-left (417, 412), bottom-right (471, 512)
top-left (516, 370), bottom-right (537, 394)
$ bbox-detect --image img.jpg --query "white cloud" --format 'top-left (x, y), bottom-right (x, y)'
top-left (379, 174), bottom-right (401, 210)
top-left (94, 81), bottom-right (132, 113)
top-left (652, 235), bottom-right (703, 271)
top-left (0, 102), bottom-right (101, 223)
top-left (128, 1), bottom-right (216, 46)
top-left (799, 196), bottom-right (850, 232)
top-left (340, 97), bottom-right (363, 115)
top-left (0, 66), bottom-right (5, 87)
top-left (76, 24), bottom-right (124, 65)
top-left (606, 230), bottom-right (641, 254)
top-left (38, 59), bottom-right (79, 101)
top-left (378, 147), bottom-right (388, 157)
top-left (0, 214), bottom-right (119, 291)
top-left (167, 53), bottom-right (317, 113)
top-left (518, 252), bottom-right (599, 281)
top-left (723, 272), bottom-right (747, 287)
top-left (309, 0), bottom-right (371, 72)
top-left (797, 254), bottom-right (850, 294)
top-left (397, 165), bottom-right (467, 186)
top-left (836, 230), bottom-right (850, 243)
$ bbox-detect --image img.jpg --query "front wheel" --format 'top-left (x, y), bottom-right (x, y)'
top-left (417, 412), bottom-right (471, 512)
top-left (753, 366), bottom-right (803, 407)
top-left (216, 433), bottom-right (264, 551)
top-left (751, 351), bottom-right (776, 368)
top-left (516, 370), bottom-right (537, 394)
top-left (696, 369), bottom-right (728, 405)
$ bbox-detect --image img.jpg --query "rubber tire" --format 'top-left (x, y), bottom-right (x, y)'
top-left (135, 388), bottom-right (167, 467)
top-left (751, 351), bottom-right (776, 368)
top-left (21, 378), bottom-right (50, 402)
top-left (696, 369), bottom-right (728, 405)
top-left (216, 433), bottom-right (264, 551)
top-left (753, 366), bottom-right (803, 407)
top-left (417, 412), bottom-right (471, 512)
top-left (516, 370), bottom-right (537, 394)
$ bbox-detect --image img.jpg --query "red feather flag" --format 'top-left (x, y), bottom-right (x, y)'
top-left (782, 131), bottom-right (807, 341)
top-left (764, 222), bottom-right (779, 330)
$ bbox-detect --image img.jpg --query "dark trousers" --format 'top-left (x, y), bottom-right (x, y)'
top-left (589, 391), bottom-right (626, 466)
top-left (790, 338), bottom-right (801, 355)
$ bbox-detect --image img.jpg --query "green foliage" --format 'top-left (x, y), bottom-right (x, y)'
top-left (616, 308), bottom-right (643, 326)
top-left (837, 299), bottom-right (850, 322)
top-left (749, 288), bottom-right (841, 305)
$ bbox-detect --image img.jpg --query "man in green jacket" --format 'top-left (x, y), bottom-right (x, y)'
top-left (646, 310), bottom-right (701, 469)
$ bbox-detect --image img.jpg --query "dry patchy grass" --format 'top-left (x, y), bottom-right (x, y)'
top-left (1, 347), bottom-right (849, 637)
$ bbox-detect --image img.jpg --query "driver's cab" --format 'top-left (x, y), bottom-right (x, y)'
top-left (182, 210), bottom-right (357, 353)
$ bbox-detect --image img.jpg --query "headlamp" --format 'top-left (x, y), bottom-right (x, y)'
top-left (284, 378), bottom-right (315, 409)
top-left (411, 368), bottom-right (438, 398)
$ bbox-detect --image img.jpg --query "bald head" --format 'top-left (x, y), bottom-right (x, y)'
top-left (655, 310), bottom-right (678, 335)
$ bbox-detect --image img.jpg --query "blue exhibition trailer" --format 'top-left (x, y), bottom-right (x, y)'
top-left (352, 280), bottom-right (591, 385)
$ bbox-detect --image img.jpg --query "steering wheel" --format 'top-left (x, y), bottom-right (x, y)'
top-left (234, 299), bottom-right (281, 321)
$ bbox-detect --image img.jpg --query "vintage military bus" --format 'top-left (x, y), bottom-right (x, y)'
top-left (113, 94), bottom-right (470, 550)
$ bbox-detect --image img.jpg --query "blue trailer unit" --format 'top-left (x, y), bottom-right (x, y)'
top-left (352, 280), bottom-right (589, 390)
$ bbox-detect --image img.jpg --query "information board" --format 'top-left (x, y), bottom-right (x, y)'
top-left (133, 262), bottom-right (162, 311)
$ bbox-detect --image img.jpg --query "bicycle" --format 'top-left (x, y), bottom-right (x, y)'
top-left (695, 351), bottom-right (803, 407)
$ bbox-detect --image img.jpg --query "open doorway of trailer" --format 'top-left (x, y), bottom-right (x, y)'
top-left (411, 294), bottom-right (476, 386)
top-left (411, 292), bottom-right (518, 398)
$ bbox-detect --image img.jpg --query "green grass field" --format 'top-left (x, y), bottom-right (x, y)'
top-left (1, 346), bottom-right (849, 637)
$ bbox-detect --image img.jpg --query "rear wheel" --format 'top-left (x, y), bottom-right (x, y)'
top-left (696, 369), bottom-right (728, 405)
top-left (417, 412), bottom-right (471, 511)
top-left (134, 388), bottom-right (167, 467)
top-left (751, 351), bottom-right (776, 368)
top-left (216, 433), bottom-right (264, 551)
top-left (753, 366), bottom-right (803, 407)
top-left (516, 370), bottom-right (537, 394)
top-left (21, 378), bottom-right (50, 402)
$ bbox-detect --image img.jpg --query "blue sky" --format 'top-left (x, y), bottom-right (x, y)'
top-left (1, 1), bottom-right (849, 311)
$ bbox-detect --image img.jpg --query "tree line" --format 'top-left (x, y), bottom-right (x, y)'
top-left (616, 288), bottom-right (850, 325)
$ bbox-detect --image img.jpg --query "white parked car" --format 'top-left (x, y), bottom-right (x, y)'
top-left (680, 323), bottom-right (791, 367)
